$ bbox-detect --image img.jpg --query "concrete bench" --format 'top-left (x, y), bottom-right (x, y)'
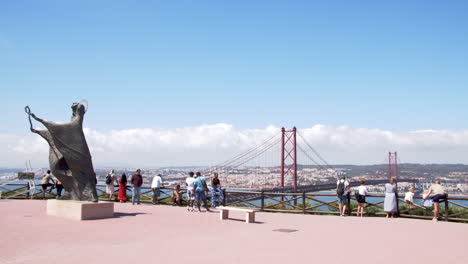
top-left (217, 206), bottom-right (258, 223)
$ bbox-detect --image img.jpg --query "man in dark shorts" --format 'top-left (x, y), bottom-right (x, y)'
top-left (426, 180), bottom-right (446, 221)
top-left (336, 175), bottom-right (350, 216)
top-left (41, 170), bottom-right (55, 199)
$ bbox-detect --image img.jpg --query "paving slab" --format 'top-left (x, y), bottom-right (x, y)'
top-left (0, 200), bottom-right (467, 264)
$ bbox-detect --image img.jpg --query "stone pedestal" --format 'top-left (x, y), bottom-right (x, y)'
top-left (47, 200), bottom-right (114, 220)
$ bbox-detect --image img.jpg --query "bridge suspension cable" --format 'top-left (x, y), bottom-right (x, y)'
top-left (296, 144), bottom-right (327, 171)
top-left (219, 138), bottom-right (281, 170)
top-left (296, 130), bottom-right (335, 171)
top-left (204, 131), bottom-right (281, 173)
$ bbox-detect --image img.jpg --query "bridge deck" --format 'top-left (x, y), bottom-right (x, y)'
top-left (1, 200), bottom-right (467, 264)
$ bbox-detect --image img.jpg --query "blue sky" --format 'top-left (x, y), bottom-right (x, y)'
top-left (1, 1), bottom-right (468, 166)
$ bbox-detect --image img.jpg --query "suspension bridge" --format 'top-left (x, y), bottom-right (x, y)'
top-left (202, 127), bottom-right (418, 204)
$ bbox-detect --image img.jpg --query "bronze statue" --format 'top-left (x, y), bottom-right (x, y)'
top-left (25, 101), bottom-right (99, 202)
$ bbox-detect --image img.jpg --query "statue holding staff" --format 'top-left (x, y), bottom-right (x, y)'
top-left (25, 100), bottom-right (99, 202)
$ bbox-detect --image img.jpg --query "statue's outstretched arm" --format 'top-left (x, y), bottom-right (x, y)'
top-left (25, 106), bottom-right (48, 132)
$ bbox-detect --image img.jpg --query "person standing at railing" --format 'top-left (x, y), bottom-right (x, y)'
top-left (210, 172), bottom-right (224, 208)
top-left (131, 169), bottom-right (143, 205)
top-left (194, 172), bottom-right (210, 212)
top-left (356, 180), bottom-right (368, 217)
top-left (105, 169), bottom-right (117, 201)
top-left (117, 173), bottom-right (128, 203)
top-left (41, 170), bottom-right (55, 199)
top-left (426, 180), bottom-right (446, 221)
top-left (151, 174), bottom-right (164, 205)
top-left (384, 177), bottom-right (398, 218)
top-left (336, 175), bottom-right (350, 216)
top-left (186, 172), bottom-right (196, 211)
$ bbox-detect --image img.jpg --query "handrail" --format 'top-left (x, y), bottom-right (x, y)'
top-left (222, 190), bottom-right (468, 223)
top-left (1, 183), bottom-right (467, 223)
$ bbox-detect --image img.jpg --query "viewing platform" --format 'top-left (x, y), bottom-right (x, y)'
top-left (1, 199), bottom-right (467, 264)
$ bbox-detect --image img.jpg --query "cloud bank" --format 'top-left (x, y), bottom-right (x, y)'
top-left (2, 124), bottom-right (468, 168)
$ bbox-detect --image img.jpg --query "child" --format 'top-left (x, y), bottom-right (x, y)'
top-left (171, 185), bottom-right (182, 205)
top-left (404, 188), bottom-right (415, 208)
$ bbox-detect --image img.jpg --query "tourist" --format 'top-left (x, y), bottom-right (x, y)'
top-left (151, 174), bottom-right (164, 204)
top-left (186, 172), bottom-right (196, 211)
top-left (404, 188), bottom-right (415, 208)
top-left (171, 184), bottom-right (182, 205)
top-left (131, 169), bottom-right (143, 205)
top-left (426, 180), bottom-right (446, 221)
top-left (336, 174), bottom-right (350, 216)
top-left (55, 179), bottom-right (64, 199)
top-left (384, 177), bottom-right (398, 218)
top-left (210, 172), bottom-right (224, 208)
top-left (105, 169), bottom-right (117, 200)
top-left (41, 170), bottom-right (55, 199)
top-left (117, 173), bottom-right (128, 203)
top-left (194, 172), bottom-right (210, 212)
top-left (356, 180), bottom-right (368, 217)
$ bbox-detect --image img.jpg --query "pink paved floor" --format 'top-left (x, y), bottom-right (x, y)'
top-left (1, 200), bottom-right (467, 264)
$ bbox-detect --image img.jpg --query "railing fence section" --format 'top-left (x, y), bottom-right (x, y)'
top-left (1, 183), bottom-right (467, 223)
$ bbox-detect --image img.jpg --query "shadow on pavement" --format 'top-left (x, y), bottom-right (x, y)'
top-left (113, 212), bottom-right (147, 218)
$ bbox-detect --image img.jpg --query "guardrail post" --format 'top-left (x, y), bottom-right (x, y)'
top-left (396, 191), bottom-right (400, 217)
top-left (26, 183), bottom-right (30, 199)
top-left (260, 190), bottom-right (264, 211)
top-left (302, 192), bottom-right (306, 214)
top-left (346, 194), bottom-right (351, 216)
top-left (444, 194), bottom-right (449, 222)
top-left (222, 189), bottom-right (226, 206)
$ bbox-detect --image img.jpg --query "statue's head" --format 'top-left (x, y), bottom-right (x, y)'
top-left (71, 102), bottom-right (86, 117)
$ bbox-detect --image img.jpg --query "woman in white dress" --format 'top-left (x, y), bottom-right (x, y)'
top-left (384, 177), bottom-right (398, 218)
top-left (105, 169), bottom-right (117, 200)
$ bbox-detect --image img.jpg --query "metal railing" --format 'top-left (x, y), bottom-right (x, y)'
top-left (223, 190), bottom-right (468, 223)
top-left (2, 183), bottom-right (467, 222)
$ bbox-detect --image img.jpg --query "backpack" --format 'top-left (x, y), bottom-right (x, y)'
top-left (105, 174), bottom-right (112, 184)
top-left (337, 181), bottom-right (345, 196)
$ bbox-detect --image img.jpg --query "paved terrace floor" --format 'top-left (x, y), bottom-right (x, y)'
top-left (1, 200), bottom-right (467, 264)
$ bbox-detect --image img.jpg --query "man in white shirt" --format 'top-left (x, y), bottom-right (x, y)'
top-left (151, 174), bottom-right (164, 204)
top-left (41, 170), bottom-right (55, 199)
top-left (336, 175), bottom-right (350, 216)
top-left (185, 172), bottom-right (196, 211)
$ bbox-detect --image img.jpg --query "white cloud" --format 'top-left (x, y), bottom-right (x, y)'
top-left (1, 124), bottom-right (468, 168)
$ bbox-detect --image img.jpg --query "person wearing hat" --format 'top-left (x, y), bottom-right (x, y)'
top-left (151, 173), bottom-right (164, 204)
top-left (336, 174), bottom-right (350, 216)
